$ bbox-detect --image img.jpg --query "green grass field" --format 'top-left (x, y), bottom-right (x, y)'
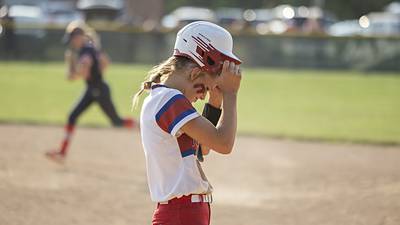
top-left (1, 61), bottom-right (399, 144)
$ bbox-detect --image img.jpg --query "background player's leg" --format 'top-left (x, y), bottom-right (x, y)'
top-left (46, 89), bottom-right (94, 162)
top-left (61, 89), bottom-right (94, 155)
top-left (96, 83), bottom-right (135, 128)
top-left (67, 89), bottom-right (94, 127)
top-left (59, 124), bottom-right (74, 156)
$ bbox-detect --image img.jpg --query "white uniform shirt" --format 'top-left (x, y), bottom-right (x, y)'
top-left (140, 84), bottom-right (212, 202)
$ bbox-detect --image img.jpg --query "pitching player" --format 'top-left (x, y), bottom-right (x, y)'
top-left (46, 27), bottom-right (136, 163)
top-left (133, 21), bottom-right (242, 225)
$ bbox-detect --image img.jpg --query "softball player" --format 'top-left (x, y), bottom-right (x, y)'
top-left (46, 27), bottom-right (136, 163)
top-left (134, 21), bottom-right (242, 225)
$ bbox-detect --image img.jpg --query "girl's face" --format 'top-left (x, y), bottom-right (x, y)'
top-left (70, 34), bottom-right (85, 50)
top-left (185, 69), bottom-right (217, 103)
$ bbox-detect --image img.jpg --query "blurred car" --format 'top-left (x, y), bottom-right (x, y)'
top-left (329, 12), bottom-right (400, 37)
top-left (162, 6), bottom-right (216, 29)
top-left (385, 2), bottom-right (400, 15)
top-left (243, 8), bottom-right (274, 27)
top-left (45, 1), bottom-right (83, 28)
top-left (2, 4), bottom-right (47, 38)
top-left (215, 7), bottom-right (244, 30)
top-left (328, 20), bottom-right (363, 36)
top-left (77, 0), bottom-right (124, 22)
top-left (360, 12), bottom-right (400, 36)
top-left (242, 8), bottom-right (284, 34)
top-left (243, 5), bottom-right (335, 35)
top-left (0, 3), bottom-right (47, 59)
top-left (275, 5), bottom-right (335, 34)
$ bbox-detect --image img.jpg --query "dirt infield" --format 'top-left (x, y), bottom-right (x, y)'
top-left (1, 124), bottom-right (399, 225)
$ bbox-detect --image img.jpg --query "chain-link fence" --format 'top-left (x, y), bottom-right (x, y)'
top-left (1, 28), bottom-right (399, 71)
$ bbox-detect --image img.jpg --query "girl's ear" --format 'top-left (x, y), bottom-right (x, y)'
top-left (189, 67), bottom-right (203, 81)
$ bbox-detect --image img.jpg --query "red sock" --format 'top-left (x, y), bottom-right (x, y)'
top-left (60, 125), bottom-right (74, 155)
top-left (123, 118), bottom-right (136, 129)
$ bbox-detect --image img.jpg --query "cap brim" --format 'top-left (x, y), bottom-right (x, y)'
top-left (219, 49), bottom-right (242, 64)
top-left (61, 33), bottom-right (71, 44)
top-left (227, 52), bottom-right (242, 64)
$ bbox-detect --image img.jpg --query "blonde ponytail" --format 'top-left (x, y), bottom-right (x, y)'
top-left (132, 56), bottom-right (196, 109)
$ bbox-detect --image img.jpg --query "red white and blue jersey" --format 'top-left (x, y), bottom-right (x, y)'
top-left (140, 84), bottom-right (212, 202)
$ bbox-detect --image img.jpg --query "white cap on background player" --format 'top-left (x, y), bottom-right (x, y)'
top-left (173, 21), bottom-right (242, 74)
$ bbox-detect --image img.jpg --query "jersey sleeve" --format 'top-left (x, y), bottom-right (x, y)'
top-left (155, 94), bottom-right (200, 136)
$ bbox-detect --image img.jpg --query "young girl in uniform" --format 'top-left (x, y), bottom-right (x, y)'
top-left (46, 25), bottom-right (136, 163)
top-left (134, 21), bottom-right (242, 225)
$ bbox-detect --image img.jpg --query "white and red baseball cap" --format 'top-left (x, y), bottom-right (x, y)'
top-left (173, 21), bottom-right (241, 74)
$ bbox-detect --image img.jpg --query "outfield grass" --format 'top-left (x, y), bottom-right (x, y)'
top-left (1, 61), bottom-right (399, 144)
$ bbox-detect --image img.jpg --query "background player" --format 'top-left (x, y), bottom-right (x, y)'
top-left (134, 21), bottom-right (242, 225)
top-left (46, 26), bottom-right (136, 163)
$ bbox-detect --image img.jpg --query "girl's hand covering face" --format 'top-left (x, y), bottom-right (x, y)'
top-left (217, 61), bottom-right (242, 94)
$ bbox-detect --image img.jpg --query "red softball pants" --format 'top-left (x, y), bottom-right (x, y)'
top-left (152, 196), bottom-right (211, 225)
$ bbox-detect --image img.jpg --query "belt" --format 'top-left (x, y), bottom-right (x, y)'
top-left (159, 194), bottom-right (213, 205)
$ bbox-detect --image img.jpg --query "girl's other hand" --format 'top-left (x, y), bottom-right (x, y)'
top-left (208, 86), bottom-right (222, 108)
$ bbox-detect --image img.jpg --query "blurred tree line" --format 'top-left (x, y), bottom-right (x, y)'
top-left (165, 0), bottom-right (396, 19)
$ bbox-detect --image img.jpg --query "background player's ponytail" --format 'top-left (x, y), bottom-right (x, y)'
top-left (132, 56), bottom-right (197, 109)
